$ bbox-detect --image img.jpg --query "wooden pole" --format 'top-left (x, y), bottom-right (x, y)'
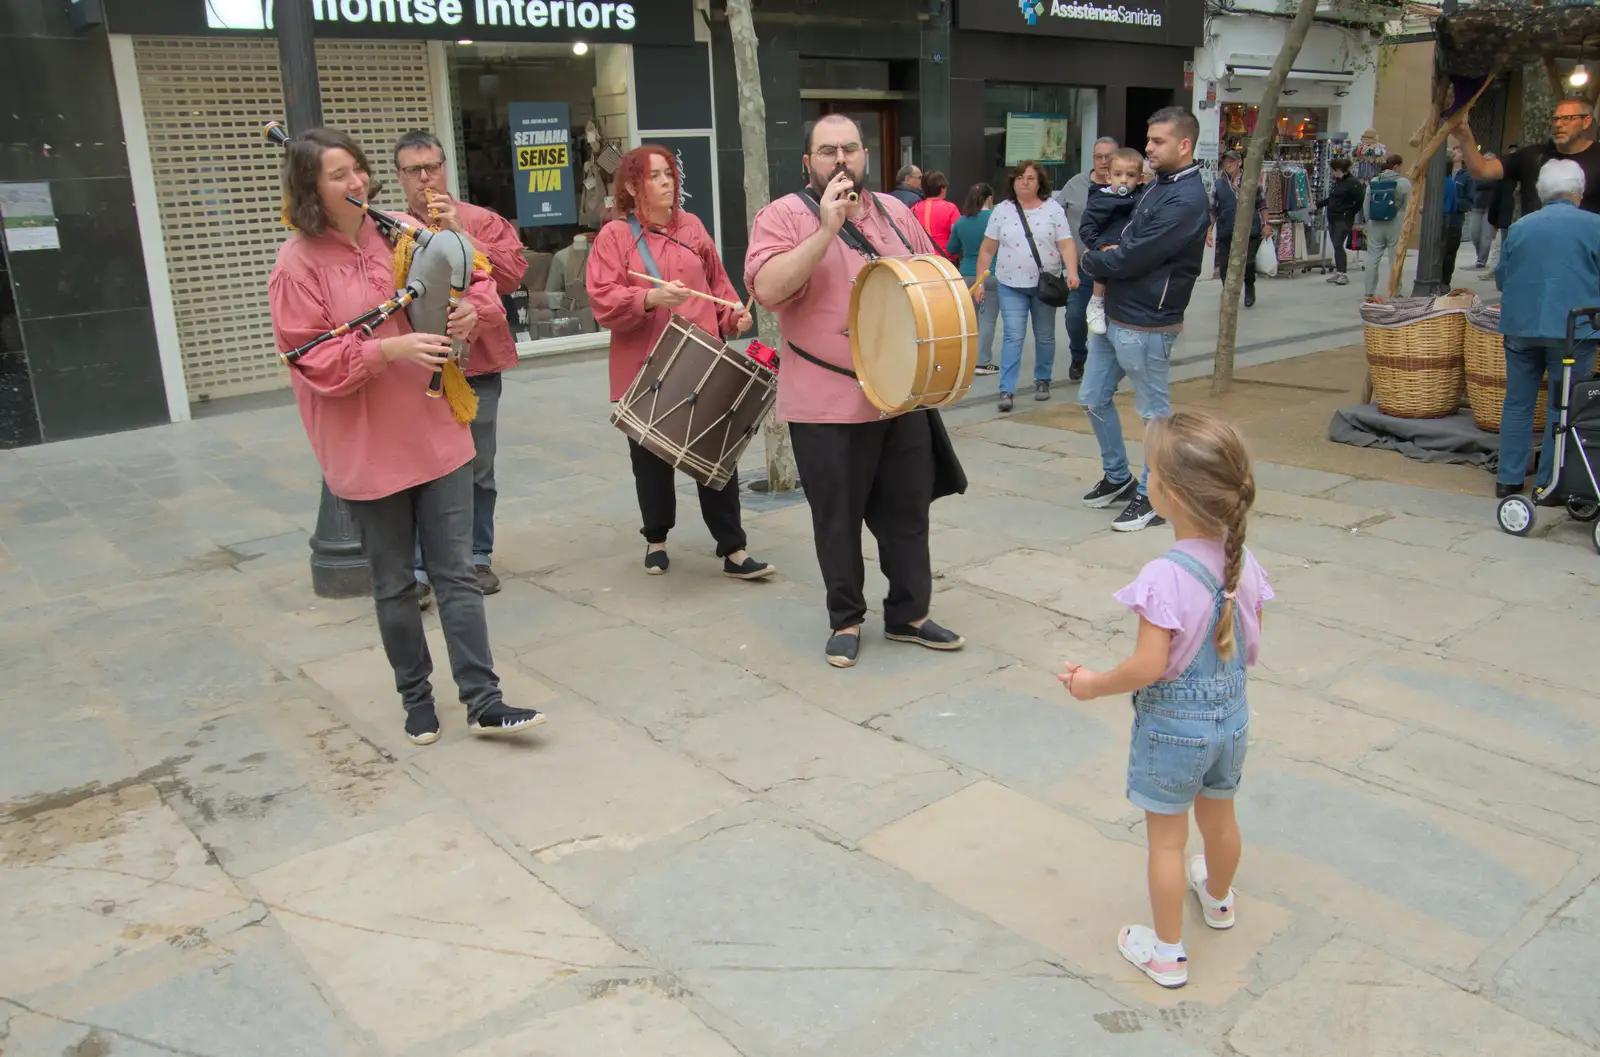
top-left (1387, 168), bottom-right (1429, 298)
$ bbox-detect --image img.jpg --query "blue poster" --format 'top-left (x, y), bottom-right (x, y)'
top-left (509, 102), bottom-right (576, 227)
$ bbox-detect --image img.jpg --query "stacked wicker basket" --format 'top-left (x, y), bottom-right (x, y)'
top-left (1462, 302), bottom-right (1547, 433)
top-left (1360, 290), bottom-right (1477, 419)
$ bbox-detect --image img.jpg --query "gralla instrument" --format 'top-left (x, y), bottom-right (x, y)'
top-left (847, 253), bottom-right (979, 415)
top-left (611, 316), bottom-right (777, 490)
top-left (266, 121), bottom-right (479, 422)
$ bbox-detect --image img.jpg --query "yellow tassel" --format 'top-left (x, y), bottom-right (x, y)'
top-left (472, 249), bottom-right (492, 276)
top-left (441, 361), bottom-right (478, 424)
top-left (280, 195), bottom-right (295, 230)
top-left (392, 231), bottom-right (418, 289)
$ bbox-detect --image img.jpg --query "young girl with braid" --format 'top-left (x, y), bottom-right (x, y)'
top-left (1060, 411), bottom-right (1271, 989)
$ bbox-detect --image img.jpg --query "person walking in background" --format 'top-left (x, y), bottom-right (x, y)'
top-left (1362, 155), bottom-right (1411, 298)
top-left (1208, 150), bottom-right (1270, 309)
top-left (911, 171), bottom-right (961, 264)
top-left (1467, 152), bottom-right (1499, 268)
top-left (1057, 136), bottom-right (1118, 381)
top-left (1493, 158), bottom-right (1600, 500)
top-left (1319, 157), bottom-right (1363, 286)
top-left (1440, 145), bottom-right (1473, 287)
top-left (1485, 152), bottom-right (1517, 278)
top-left (891, 164), bottom-right (923, 208)
top-left (974, 160), bottom-right (1080, 412)
top-left (946, 182), bottom-right (1001, 376)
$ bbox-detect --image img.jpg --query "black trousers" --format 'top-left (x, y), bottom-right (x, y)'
top-left (1216, 236), bottom-right (1260, 298)
top-left (628, 439), bottom-right (746, 557)
top-left (1441, 216), bottom-right (1466, 288)
top-left (789, 412), bottom-right (934, 632)
top-left (1328, 215), bottom-right (1355, 274)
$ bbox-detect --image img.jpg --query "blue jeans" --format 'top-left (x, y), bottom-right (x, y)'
top-left (997, 282), bottom-right (1058, 396)
top-left (1079, 323), bottom-right (1175, 496)
top-left (976, 274), bottom-right (999, 367)
top-left (417, 372), bottom-right (501, 581)
top-left (1499, 337), bottom-right (1597, 490)
top-left (1065, 281), bottom-right (1091, 369)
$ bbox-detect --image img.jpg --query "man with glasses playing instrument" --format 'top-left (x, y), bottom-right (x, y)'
top-left (392, 129), bottom-right (528, 601)
top-left (745, 114), bottom-right (965, 670)
top-left (1457, 98), bottom-right (1600, 218)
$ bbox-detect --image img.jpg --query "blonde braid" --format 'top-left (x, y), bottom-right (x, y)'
top-left (1214, 493), bottom-right (1251, 661)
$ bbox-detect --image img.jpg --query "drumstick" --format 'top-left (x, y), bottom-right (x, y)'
top-left (628, 272), bottom-right (745, 311)
top-left (969, 269), bottom-right (991, 295)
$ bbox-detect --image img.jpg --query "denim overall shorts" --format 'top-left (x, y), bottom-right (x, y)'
top-left (1125, 548), bottom-right (1251, 816)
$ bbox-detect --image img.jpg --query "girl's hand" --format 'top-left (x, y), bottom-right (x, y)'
top-left (1058, 663), bottom-right (1099, 701)
top-left (381, 332), bottom-right (451, 367)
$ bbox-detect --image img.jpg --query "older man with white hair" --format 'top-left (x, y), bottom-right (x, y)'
top-left (1493, 157), bottom-right (1600, 499)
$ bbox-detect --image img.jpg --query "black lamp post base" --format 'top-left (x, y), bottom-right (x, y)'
top-left (309, 479), bottom-right (371, 599)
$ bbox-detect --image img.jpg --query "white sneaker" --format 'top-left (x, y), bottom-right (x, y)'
top-left (1086, 297), bottom-right (1108, 335)
top-left (1117, 924), bottom-right (1188, 988)
top-left (1187, 855), bottom-right (1236, 930)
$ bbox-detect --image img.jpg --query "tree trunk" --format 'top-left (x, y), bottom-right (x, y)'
top-left (725, 0), bottom-right (797, 492)
top-left (1212, 0), bottom-right (1319, 395)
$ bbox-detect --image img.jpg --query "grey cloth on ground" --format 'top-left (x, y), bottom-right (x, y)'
top-left (1328, 405), bottom-right (1503, 470)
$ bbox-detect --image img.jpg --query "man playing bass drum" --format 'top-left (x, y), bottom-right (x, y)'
top-left (746, 114), bottom-right (966, 669)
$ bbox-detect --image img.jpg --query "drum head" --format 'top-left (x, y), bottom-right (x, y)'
top-left (852, 261), bottom-right (919, 411)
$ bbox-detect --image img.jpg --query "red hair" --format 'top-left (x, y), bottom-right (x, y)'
top-left (611, 145), bottom-right (679, 221)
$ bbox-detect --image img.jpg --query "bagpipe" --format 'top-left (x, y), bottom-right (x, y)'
top-left (266, 121), bottom-right (481, 424)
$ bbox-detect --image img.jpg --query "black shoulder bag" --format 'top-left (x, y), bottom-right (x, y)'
top-left (784, 189), bottom-right (967, 501)
top-left (1013, 201), bottom-right (1071, 308)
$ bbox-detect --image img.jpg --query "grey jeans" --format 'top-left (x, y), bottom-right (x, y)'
top-left (345, 462), bottom-right (502, 719)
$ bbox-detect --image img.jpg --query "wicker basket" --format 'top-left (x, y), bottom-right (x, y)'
top-left (1362, 294), bottom-right (1468, 419)
top-left (1463, 316), bottom-right (1548, 434)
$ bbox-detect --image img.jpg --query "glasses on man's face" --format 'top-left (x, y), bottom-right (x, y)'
top-left (812, 143), bottom-right (862, 161)
top-left (400, 162), bottom-right (445, 178)
top-left (1553, 113), bottom-right (1590, 124)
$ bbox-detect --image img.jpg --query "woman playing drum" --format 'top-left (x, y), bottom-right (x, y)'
top-left (588, 145), bottom-right (774, 579)
top-left (268, 127), bottom-right (547, 746)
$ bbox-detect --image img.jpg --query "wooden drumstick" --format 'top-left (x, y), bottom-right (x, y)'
top-left (968, 269), bottom-right (991, 296)
top-left (628, 271), bottom-right (746, 311)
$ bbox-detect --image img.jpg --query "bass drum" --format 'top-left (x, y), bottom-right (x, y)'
top-left (848, 254), bottom-right (978, 415)
top-left (610, 315), bottom-right (777, 490)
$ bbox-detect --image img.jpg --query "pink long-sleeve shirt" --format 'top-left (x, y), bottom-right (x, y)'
top-left (268, 219), bottom-right (480, 502)
top-left (745, 192), bottom-right (938, 424)
top-left (587, 209), bottom-right (742, 402)
top-left (404, 198), bottom-right (527, 378)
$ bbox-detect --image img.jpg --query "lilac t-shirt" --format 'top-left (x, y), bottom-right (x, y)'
top-left (1113, 539), bottom-right (1273, 680)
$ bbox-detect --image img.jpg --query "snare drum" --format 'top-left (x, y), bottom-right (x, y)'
top-left (611, 316), bottom-right (777, 490)
top-left (848, 254), bottom-right (978, 415)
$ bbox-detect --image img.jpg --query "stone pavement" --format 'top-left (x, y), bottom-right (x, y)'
top-left (3, 264), bottom-right (1598, 1056)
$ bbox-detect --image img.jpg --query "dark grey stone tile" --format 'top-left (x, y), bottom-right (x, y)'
top-left (24, 307), bottom-right (167, 442)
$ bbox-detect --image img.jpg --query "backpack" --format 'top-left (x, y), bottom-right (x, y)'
top-left (1368, 176), bottom-right (1399, 222)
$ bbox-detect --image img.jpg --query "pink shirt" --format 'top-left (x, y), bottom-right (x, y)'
top-left (268, 220), bottom-right (475, 502)
top-left (587, 209), bottom-right (742, 402)
top-left (404, 199), bottom-right (526, 377)
top-left (1114, 539), bottom-right (1274, 680)
top-left (912, 197), bottom-right (961, 263)
top-left (745, 192), bottom-right (938, 424)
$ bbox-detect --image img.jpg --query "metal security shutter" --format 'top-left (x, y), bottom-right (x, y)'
top-left (133, 38), bottom-right (433, 401)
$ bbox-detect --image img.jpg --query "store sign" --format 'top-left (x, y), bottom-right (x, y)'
top-left (510, 102), bottom-right (577, 227)
top-left (957, 0), bottom-right (1202, 48)
top-left (100, 0), bottom-right (693, 45)
top-left (1004, 113), bottom-right (1068, 165)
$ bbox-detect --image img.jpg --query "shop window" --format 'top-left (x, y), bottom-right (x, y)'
top-left (983, 82), bottom-right (1094, 195)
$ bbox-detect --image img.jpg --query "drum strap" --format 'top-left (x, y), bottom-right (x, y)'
top-left (793, 188), bottom-right (917, 260)
top-left (626, 215), bottom-right (663, 281)
top-left (786, 342), bottom-right (857, 379)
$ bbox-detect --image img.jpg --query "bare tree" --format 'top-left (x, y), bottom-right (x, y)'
top-left (726, 0), bottom-right (798, 492)
top-left (1212, 0), bottom-right (1320, 394)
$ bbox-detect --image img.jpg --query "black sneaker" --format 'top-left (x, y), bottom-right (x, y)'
top-left (974, 363), bottom-right (999, 376)
top-left (405, 704), bottom-right (441, 746)
top-left (884, 619), bottom-right (965, 651)
top-left (998, 392), bottom-right (1014, 412)
top-left (644, 547), bottom-right (669, 575)
top-left (1069, 363), bottom-right (1085, 382)
top-left (475, 565), bottom-right (501, 595)
top-left (1082, 476), bottom-right (1138, 509)
top-left (1111, 494), bottom-right (1165, 533)
top-left (470, 702), bottom-right (547, 736)
top-left (1244, 291), bottom-right (1257, 308)
top-left (1034, 379), bottom-right (1051, 401)
top-left (826, 631), bottom-right (860, 668)
top-left (413, 581), bottom-right (434, 610)
top-left (724, 555), bottom-right (776, 580)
